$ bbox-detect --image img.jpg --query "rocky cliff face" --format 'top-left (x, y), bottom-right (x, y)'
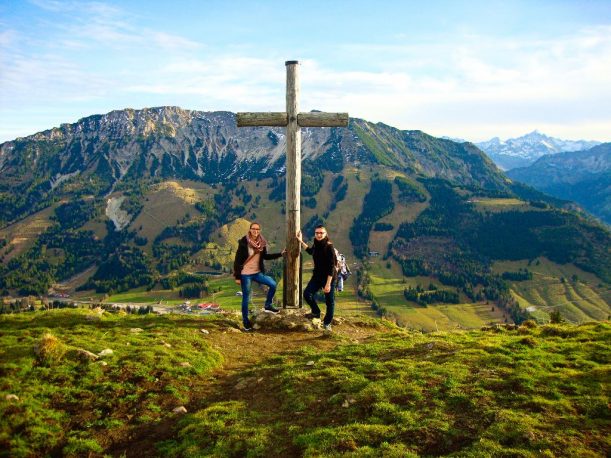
top-left (0, 106), bottom-right (510, 226)
top-left (0, 106), bottom-right (505, 187)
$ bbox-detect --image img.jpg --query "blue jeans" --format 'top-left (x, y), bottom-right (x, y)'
top-left (303, 277), bottom-right (335, 326)
top-left (240, 272), bottom-right (277, 327)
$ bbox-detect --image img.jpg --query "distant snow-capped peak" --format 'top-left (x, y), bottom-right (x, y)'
top-left (474, 131), bottom-right (601, 170)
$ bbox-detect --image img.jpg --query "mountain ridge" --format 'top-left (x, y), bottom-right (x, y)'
top-left (507, 143), bottom-right (611, 224)
top-left (1, 106), bottom-right (504, 184)
top-left (475, 130), bottom-right (601, 170)
top-left (0, 106), bottom-right (510, 226)
top-left (0, 106), bottom-right (609, 328)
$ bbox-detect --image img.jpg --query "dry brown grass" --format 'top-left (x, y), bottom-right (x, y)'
top-left (34, 333), bottom-right (67, 365)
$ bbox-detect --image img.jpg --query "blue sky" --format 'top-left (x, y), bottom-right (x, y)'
top-left (1, 0), bottom-right (610, 143)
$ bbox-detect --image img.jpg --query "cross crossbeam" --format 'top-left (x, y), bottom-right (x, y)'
top-left (237, 112), bottom-right (349, 127)
top-left (237, 60), bottom-right (348, 308)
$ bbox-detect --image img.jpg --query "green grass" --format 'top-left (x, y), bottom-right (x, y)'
top-left (100, 271), bottom-right (370, 319)
top-left (128, 181), bottom-right (211, 251)
top-left (159, 321), bottom-right (611, 457)
top-left (104, 288), bottom-right (181, 304)
top-left (493, 258), bottom-right (610, 323)
top-left (353, 123), bottom-right (397, 167)
top-left (383, 302), bottom-right (507, 332)
top-left (367, 261), bottom-right (506, 331)
top-left (0, 309), bottom-right (223, 457)
top-left (471, 197), bottom-right (530, 213)
top-left (0, 206), bottom-right (55, 262)
top-left (368, 262), bottom-right (408, 307)
top-left (299, 166), bottom-right (371, 259)
top-left (1, 309), bottom-right (609, 457)
top-left (472, 197), bottom-right (525, 206)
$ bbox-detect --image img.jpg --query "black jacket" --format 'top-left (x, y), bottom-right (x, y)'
top-left (305, 238), bottom-right (336, 282)
top-left (233, 236), bottom-right (282, 279)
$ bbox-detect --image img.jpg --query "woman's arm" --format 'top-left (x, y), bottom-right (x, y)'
top-left (262, 247), bottom-right (283, 260)
top-left (296, 230), bottom-right (312, 254)
top-left (233, 240), bottom-right (246, 281)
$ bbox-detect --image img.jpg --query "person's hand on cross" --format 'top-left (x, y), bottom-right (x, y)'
top-left (296, 230), bottom-right (307, 249)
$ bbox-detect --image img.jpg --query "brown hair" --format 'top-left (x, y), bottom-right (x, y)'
top-left (314, 225), bottom-right (332, 244)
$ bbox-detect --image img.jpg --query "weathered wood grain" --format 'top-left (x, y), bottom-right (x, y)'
top-left (298, 112), bottom-right (349, 127)
top-left (236, 112), bottom-right (288, 127)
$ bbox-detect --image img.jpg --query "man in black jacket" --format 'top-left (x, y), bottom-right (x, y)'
top-left (296, 225), bottom-right (336, 331)
top-left (234, 222), bottom-right (284, 331)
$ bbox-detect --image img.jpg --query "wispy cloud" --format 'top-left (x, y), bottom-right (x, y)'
top-left (298, 25), bottom-right (611, 139)
top-left (0, 29), bottom-right (17, 47)
top-left (1, 2), bottom-right (610, 143)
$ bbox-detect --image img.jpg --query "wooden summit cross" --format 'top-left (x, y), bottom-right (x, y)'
top-left (237, 60), bottom-right (348, 308)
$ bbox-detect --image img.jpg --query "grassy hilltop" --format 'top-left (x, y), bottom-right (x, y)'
top-left (1, 308), bottom-right (609, 457)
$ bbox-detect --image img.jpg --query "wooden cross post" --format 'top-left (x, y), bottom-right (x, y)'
top-left (237, 60), bottom-right (348, 308)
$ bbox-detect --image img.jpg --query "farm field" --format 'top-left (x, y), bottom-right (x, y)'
top-left (96, 271), bottom-right (372, 317)
top-left (0, 206), bottom-right (56, 262)
top-left (493, 258), bottom-right (610, 323)
top-left (367, 261), bottom-right (507, 331)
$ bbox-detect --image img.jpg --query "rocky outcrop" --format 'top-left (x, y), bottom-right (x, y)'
top-left (250, 308), bottom-right (343, 332)
top-left (0, 107), bottom-right (506, 193)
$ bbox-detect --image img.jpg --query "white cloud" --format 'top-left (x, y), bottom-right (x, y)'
top-left (294, 26), bottom-right (611, 140)
top-left (2, 3), bottom-right (610, 143)
top-left (151, 32), bottom-right (201, 50)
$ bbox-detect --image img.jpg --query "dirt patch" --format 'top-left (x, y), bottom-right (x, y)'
top-left (108, 319), bottom-right (385, 457)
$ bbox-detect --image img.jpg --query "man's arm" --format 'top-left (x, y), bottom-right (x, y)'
top-left (324, 275), bottom-right (333, 293)
top-left (323, 245), bottom-right (334, 293)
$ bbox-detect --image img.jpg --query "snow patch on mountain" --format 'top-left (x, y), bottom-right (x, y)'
top-left (476, 131), bottom-right (601, 170)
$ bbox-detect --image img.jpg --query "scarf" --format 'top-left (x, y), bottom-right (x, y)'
top-left (247, 233), bottom-right (267, 253)
top-left (313, 236), bottom-right (329, 248)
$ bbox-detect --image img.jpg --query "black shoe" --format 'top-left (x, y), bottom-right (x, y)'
top-left (243, 326), bottom-right (254, 332)
top-left (264, 305), bottom-right (280, 314)
top-left (304, 312), bottom-right (321, 319)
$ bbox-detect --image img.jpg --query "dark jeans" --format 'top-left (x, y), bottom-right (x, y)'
top-left (303, 277), bottom-right (335, 326)
top-left (240, 272), bottom-right (277, 327)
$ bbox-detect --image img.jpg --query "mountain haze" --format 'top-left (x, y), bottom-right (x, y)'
top-left (508, 143), bottom-right (611, 225)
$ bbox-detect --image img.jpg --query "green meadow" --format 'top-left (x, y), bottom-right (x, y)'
top-left (194, 321), bottom-right (608, 458)
top-left (367, 261), bottom-right (506, 331)
top-left (101, 265), bottom-right (371, 317)
top-left (493, 258), bottom-right (610, 323)
top-left (2, 308), bottom-right (608, 457)
top-left (0, 309), bottom-right (224, 457)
